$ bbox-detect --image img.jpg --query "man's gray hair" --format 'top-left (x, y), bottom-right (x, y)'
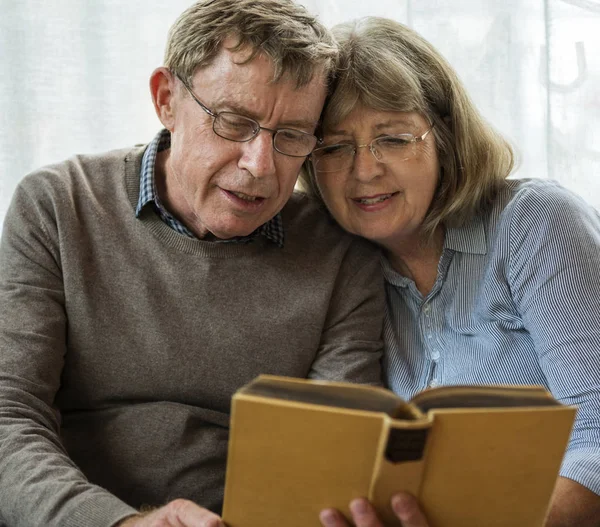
top-left (165, 0), bottom-right (338, 88)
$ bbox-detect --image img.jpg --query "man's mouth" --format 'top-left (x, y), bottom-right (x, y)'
top-left (353, 192), bottom-right (397, 205)
top-left (228, 190), bottom-right (265, 202)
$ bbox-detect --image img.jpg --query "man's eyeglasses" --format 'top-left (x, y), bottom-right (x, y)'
top-left (176, 74), bottom-right (318, 158)
top-left (311, 126), bottom-right (434, 173)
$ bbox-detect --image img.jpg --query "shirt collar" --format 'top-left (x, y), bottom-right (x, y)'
top-left (444, 216), bottom-right (487, 255)
top-left (380, 217), bottom-right (487, 288)
top-left (136, 128), bottom-right (171, 217)
top-left (136, 129), bottom-right (284, 247)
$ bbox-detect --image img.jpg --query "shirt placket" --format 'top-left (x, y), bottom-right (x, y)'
top-left (417, 248), bottom-right (453, 389)
top-left (420, 297), bottom-right (442, 388)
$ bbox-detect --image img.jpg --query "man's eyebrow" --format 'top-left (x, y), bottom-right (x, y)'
top-left (281, 119), bottom-right (320, 130)
top-left (213, 100), bottom-right (318, 130)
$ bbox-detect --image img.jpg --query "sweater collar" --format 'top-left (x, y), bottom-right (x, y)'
top-left (135, 129), bottom-right (284, 248)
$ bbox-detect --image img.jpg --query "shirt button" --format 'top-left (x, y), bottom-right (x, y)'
top-left (431, 350), bottom-right (440, 361)
top-left (422, 303), bottom-right (431, 314)
top-left (427, 333), bottom-right (433, 339)
top-left (429, 379), bottom-right (439, 388)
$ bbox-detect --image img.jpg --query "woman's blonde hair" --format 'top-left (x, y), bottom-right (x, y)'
top-left (164, 0), bottom-right (337, 88)
top-left (301, 17), bottom-right (514, 235)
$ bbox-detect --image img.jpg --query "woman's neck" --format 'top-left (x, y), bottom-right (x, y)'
top-left (383, 226), bottom-right (445, 297)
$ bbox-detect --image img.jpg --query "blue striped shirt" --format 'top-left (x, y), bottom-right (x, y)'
top-left (135, 129), bottom-right (284, 247)
top-left (383, 178), bottom-right (600, 493)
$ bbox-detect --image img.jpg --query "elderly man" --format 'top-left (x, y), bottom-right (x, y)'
top-left (0, 2), bottom-right (386, 526)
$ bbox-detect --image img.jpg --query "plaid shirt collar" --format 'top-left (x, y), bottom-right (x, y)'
top-left (136, 129), bottom-right (284, 247)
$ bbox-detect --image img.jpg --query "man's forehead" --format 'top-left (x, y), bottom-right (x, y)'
top-left (190, 48), bottom-right (327, 128)
top-left (219, 34), bottom-right (327, 86)
top-left (197, 39), bottom-right (326, 88)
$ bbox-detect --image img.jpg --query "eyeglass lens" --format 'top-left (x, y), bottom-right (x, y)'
top-left (312, 134), bottom-right (418, 173)
top-left (213, 112), bottom-right (316, 157)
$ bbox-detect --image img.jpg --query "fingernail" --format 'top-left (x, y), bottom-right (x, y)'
top-left (350, 498), bottom-right (369, 515)
top-left (319, 509), bottom-right (338, 526)
top-left (391, 493), bottom-right (411, 514)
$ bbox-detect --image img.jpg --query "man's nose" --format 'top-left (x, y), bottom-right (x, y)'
top-left (238, 130), bottom-right (276, 179)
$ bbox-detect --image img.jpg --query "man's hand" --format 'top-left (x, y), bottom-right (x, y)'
top-left (117, 499), bottom-right (224, 527)
top-left (319, 492), bottom-right (429, 527)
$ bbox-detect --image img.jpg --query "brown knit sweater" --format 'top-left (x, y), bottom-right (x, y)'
top-left (0, 145), bottom-right (384, 527)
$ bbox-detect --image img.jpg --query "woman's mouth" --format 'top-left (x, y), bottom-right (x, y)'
top-left (353, 192), bottom-right (397, 205)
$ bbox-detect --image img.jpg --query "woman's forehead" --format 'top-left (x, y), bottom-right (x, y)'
top-left (322, 106), bottom-right (425, 136)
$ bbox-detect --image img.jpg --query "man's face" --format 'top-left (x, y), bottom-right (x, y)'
top-left (157, 44), bottom-right (328, 239)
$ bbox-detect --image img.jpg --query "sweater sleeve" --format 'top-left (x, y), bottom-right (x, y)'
top-left (307, 237), bottom-right (384, 386)
top-left (507, 181), bottom-right (600, 494)
top-left (0, 178), bottom-right (137, 527)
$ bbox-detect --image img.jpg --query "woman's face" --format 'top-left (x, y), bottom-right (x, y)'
top-left (313, 105), bottom-right (439, 249)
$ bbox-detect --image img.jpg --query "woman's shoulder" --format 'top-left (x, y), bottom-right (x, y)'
top-left (496, 178), bottom-right (597, 224)
top-left (490, 178), bottom-right (600, 247)
top-left (504, 177), bottom-right (591, 207)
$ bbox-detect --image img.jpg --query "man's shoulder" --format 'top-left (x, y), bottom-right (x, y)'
top-left (281, 191), bottom-right (332, 225)
top-left (21, 145), bottom-right (143, 184)
top-left (281, 192), bottom-right (347, 241)
top-left (17, 145), bottom-right (145, 201)
top-left (280, 191), bottom-right (380, 259)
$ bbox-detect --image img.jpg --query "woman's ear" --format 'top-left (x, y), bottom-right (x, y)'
top-left (150, 67), bottom-right (176, 131)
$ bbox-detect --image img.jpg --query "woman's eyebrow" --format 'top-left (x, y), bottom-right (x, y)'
top-left (324, 119), bottom-right (419, 138)
top-left (321, 128), bottom-right (351, 138)
top-left (374, 118), bottom-right (417, 130)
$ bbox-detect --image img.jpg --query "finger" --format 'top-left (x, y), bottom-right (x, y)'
top-left (349, 498), bottom-right (383, 527)
top-left (391, 492), bottom-right (429, 527)
top-left (167, 499), bottom-right (225, 527)
top-left (319, 508), bottom-right (352, 527)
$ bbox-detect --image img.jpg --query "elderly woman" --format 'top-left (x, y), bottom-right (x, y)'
top-left (306, 17), bottom-right (600, 527)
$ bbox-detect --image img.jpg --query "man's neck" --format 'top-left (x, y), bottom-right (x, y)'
top-left (155, 148), bottom-right (213, 239)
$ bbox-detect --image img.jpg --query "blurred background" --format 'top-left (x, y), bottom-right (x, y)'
top-left (1, 0), bottom-right (599, 226)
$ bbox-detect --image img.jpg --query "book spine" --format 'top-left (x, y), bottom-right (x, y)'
top-left (368, 416), bottom-right (432, 526)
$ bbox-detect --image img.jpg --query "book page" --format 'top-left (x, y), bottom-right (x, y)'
top-left (242, 376), bottom-right (420, 419)
top-left (410, 385), bottom-right (560, 412)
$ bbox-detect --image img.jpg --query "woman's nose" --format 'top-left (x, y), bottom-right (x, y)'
top-left (352, 144), bottom-right (383, 182)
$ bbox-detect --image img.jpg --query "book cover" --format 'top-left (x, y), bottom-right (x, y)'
top-left (222, 375), bottom-right (576, 527)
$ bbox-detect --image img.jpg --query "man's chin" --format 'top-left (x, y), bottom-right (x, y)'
top-left (206, 223), bottom-right (261, 241)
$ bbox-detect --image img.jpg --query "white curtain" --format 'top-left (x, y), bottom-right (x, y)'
top-left (1, 0), bottom-right (599, 227)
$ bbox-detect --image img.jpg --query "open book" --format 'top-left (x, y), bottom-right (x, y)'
top-left (222, 375), bottom-right (576, 527)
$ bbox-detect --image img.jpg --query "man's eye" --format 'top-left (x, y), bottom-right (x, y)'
top-left (278, 130), bottom-right (303, 141)
top-left (223, 118), bottom-right (252, 130)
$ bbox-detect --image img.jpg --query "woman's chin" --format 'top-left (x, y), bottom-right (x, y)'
top-left (348, 221), bottom-right (399, 246)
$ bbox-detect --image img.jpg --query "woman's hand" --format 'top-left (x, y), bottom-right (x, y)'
top-left (320, 492), bottom-right (429, 527)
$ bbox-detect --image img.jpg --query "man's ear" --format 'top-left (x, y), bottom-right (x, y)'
top-left (150, 67), bottom-right (177, 131)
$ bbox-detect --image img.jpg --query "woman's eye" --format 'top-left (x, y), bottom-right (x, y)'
top-left (378, 135), bottom-right (412, 147)
top-left (321, 144), bottom-right (347, 156)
